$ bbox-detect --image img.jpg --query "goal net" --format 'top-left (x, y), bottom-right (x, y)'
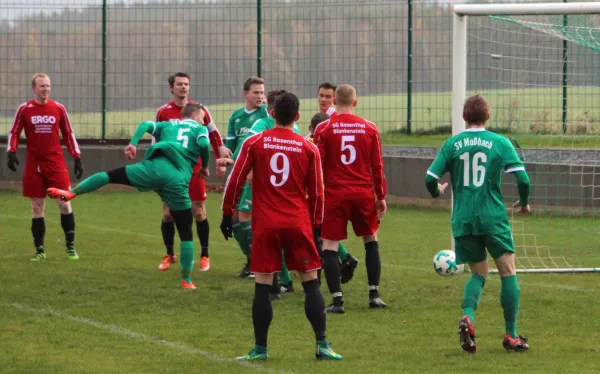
top-left (452, 3), bottom-right (600, 273)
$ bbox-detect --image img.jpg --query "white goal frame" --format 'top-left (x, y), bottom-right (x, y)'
top-left (451, 2), bottom-right (600, 273)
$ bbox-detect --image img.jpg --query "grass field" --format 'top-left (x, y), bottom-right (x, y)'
top-left (1, 191), bottom-right (599, 373)
top-left (2, 86), bottom-right (600, 148)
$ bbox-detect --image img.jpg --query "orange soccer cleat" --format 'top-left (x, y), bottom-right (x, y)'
top-left (198, 256), bottom-right (210, 272)
top-left (47, 188), bottom-right (76, 202)
top-left (158, 254), bottom-right (177, 271)
top-left (181, 280), bottom-right (197, 290)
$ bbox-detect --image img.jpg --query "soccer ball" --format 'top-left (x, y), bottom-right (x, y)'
top-left (433, 250), bottom-right (464, 276)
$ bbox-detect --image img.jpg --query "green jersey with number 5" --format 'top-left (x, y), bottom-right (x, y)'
top-left (427, 128), bottom-right (524, 237)
top-left (146, 119), bottom-right (210, 176)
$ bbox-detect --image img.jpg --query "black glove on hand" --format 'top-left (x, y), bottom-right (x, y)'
top-left (74, 158), bottom-right (84, 179)
top-left (7, 152), bottom-right (19, 172)
top-left (220, 215), bottom-right (233, 240)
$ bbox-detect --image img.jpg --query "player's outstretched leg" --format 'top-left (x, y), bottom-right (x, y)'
top-left (364, 240), bottom-right (386, 308)
top-left (171, 209), bottom-right (196, 289)
top-left (321, 246), bottom-right (344, 313)
top-left (339, 242), bottom-right (359, 284)
top-left (48, 171), bottom-right (112, 202)
top-left (237, 280), bottom-right (271, 361)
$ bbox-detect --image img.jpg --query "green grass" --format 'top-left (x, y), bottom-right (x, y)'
top-left (3, 86), bottom-right (600, 148)
top-left (1, 191), bottom-right (599, 373)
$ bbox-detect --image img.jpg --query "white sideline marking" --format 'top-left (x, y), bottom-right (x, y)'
top-left (1, 302), bottom-right (292, 374)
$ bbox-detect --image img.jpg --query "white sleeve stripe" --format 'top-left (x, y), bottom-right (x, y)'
top-left (8, 103), bottom-right (27, 151)
top-left (57, 103), bottom-right (80, 154)
top-left (196, 134), bottom-right (208, 140)
top-left (505, 166), bottom-right (525, 173)
top-left (149, 121), bottom-right (157, 135)
top-left (427, 170), bottom-right (440, 179)
top-left (225, 136), bottom-right (236, 140)
top-left (206, 122), bottom-right (217, 132)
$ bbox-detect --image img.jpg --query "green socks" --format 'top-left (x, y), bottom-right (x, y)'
top-left (337, 242), bottom-right (349, 261)
top-left (461, 274), bottom-right (486, 324)
top-left (501, 275), bottom-right (521, 338)
top-left (279, 251), bottom-right (293, 285)
top-left (71, 172), bottom-right (110, 195)
top-left (180, 240), bottom-right (194, 283)
top-left (233, 221), bottom-right (252, 258)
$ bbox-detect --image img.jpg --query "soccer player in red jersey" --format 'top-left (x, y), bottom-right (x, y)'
top-left (7, 73), bottom-right (83, 261)
top-left (155, 72), bottom-right (231, 272)
top-left (221, 92), bottom-right (342, 361)
top-left (317, 82), bottom-right (337, 116)
top-left (313, 84), bottom-right (388, 312)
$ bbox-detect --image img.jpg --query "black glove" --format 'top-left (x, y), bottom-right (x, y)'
top-left (74, 158), bottom-right (83, 179)
top-left (220, 215), bottom-right (233, 240)
top-left (7, 152), bottom-right (19, 172)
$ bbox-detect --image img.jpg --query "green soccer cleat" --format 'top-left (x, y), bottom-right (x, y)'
top-left (31, 251), bottom-right (47, 262)
top-left (315, 341), bottom-right (342, 360)
top-left (67, 247), bottom-right (79, 260)
top-left (236, 348), bottom-right (268, 361)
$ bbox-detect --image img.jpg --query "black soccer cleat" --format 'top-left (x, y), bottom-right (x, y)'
top-left (279, 283), bottom-right (294, 293)
top-left (237, 262), bottom-right (253, 278)
top-left (458, 316), bottom-right (476, 353)
top-left (369, 297), bottom-right (387, 309)
top-left (340, 254), bottom-right (359, 284)
top-left (325, 304), bottom-right (345, 314)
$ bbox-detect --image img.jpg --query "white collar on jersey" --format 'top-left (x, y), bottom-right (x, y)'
top-left (463, 128), bottom-right (487, 132)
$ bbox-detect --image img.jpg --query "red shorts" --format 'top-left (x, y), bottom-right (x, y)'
top-left (321, 194), bottom-right (379, 241)
top-left (250, 226), bottom-right (321, 274)
top-left (23, 163), bottom-right (71, 199)
top-left (188, 164), bottom-right (207, 202)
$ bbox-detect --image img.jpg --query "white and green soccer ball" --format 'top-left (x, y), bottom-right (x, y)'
top-left (433, 250), bottom-right (464, 276)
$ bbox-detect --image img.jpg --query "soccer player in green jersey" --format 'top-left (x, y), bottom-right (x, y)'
top-left (226, 77), bottom-right (269, 278)
top-left (425, 95), bottom-right (531, 353)
top-left (47, 103), bottom-right (211, 290)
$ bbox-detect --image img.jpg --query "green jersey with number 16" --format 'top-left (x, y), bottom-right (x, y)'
top-left (427, 128), bottom-right (525, 237)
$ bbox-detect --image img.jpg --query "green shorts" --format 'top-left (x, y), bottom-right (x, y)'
top-left (125, 157), bottom-right (191, 211)
top-left (236, 183), bottom-right (252, 213)
top-left (454, 231), bottom-right (515, 265)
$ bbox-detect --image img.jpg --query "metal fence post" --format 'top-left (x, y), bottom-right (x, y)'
top-left (101, 0), bottom-right (107, 141)
top-left (407, 0), bottom-right (413, 135)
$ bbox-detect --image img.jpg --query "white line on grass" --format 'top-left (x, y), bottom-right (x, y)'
top-left (1, 301), bottom-right (294, 374)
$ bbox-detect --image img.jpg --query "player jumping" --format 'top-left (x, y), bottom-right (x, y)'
top-left (155, 72), bottom-right (230, 273)
top-left (221, 92), bottom-right (342, 361)
top-left (225, 77), bottom-right (269, 278)
top-left (313, 84), bottom-right (388, 313)
top-left (47, 103), bottom-right (211, 290)
top-left (7, 73), bottom-right (83, 261)
top-left (425, 94), bottom-right (531, 353)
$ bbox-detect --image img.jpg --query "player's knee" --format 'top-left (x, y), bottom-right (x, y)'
top-left (322, 239), bottom-right (338, 251)
top-left (494, 253), bottom-right (516, 277)
top-left (30, 198), bottom-right (45, 218)
top-left (171, 208), bottom-right (193, 242)
top-left (362, 235), bottom-right (377, 244)
top-left (468, 260), bottom-right (489, 279)
top-left (57, 201), bottom-right (73, 215)
top-left (192, 203), bottom-right (206, 222)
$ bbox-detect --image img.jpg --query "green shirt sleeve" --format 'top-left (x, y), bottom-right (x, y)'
top-left (502, 137), bottom-right (524, 171)
top-left (225, 113), bottom-right (237, 151)
top-left (196, 134), bottom-right (210, 168)
top-left (513, 169), bottom-right (531, 206)
top-left (427, 140), bottom-right (451, 181)
top-left (130, 121), bottom-right (161, 146)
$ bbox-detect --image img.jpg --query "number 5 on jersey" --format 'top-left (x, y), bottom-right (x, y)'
top-left (341, 135), bottom-right (356, 165)
top-left (270, 152), bottom-right (290, 187)
top-left (177, 128), bottom-right (190, 148)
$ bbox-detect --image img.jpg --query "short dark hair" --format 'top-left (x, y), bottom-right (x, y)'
top-left (181, 103), bottom-right (204, 119)
top-left (168, 72), bottom-right (190, 88)
top-left (310, 112), bottom-right (329, 132)
top-left (273, 92), bottom-right (299, 126)
top-left (266, 89), bottom-right (287, 107)
top-left (463, 94), bottom-right (490, 125)
top-left (243, 76), bottom-right (265, 91)
top-left (318, 82), bottom-right (336, 92)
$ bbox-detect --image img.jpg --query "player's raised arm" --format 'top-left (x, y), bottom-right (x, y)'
top-left (369, 124), bottom-right (387, 201)
top-left (425, 140), bottom-right (451, 198)
top-left (306, 143), bottom-right (324, 226)
top-left (221, 135), bottom-right (258, 217)
top-left (129, 121), bottom-right (160, 146)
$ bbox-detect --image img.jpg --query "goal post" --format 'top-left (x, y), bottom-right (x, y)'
top-left (451, 2), bottom-right (600, 274)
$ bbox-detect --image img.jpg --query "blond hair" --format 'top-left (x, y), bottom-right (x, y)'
top-left (335, 84), bottom-right (356, 106)
top-left (31, 73), bottom-right (50, 88)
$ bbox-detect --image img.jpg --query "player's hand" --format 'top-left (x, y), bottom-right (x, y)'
top-left (376, 200), bottom-right (387, 218)
top-left (438, 182), bottom-right (449, 197)
top-left (219, 145), bottom-right (233, 158)
top-left (198, 166), bottom-right (210, 179)
top-left (513, 201), bottom-right (531, 216)
top-left (216, 165), bottom-right (227, 179)
top-left (124, 144), bottom-right (137, 160)
top-left (6, 152), bottom-right (19, 172)
top-left (74, 158), bottom-right (84, 180)
top-left (216, 158), bottom-right (234, 167)
top-left (220, 215), bottom-right (233, 240)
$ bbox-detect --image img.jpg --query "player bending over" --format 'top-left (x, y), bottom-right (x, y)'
top-left (47, 103), bottom-right (211, 290)
top-left (221, 92), bottom-right (341, 361)
top-left (225, 77), bottom-right (269, 278)
top-left (425, 94), bottom-right (530, 353)
top-left (308, 112), bottom-right (359, 284)
top-left (7, 73), bottom-right (83, 261)
top-left (155, 72), bottom-right (231, 273)
top-left (313, 84), bottom-right (387, 313)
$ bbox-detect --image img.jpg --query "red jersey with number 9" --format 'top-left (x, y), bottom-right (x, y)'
top-left (222, 127), bottom-right (324, 230)
top-left (313, 113), bottom-right (386, 201)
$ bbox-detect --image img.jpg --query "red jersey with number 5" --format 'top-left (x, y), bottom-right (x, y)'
top-left (8, 100), bottom-right (80, 165)
top-left (313, 113), bottom-right (386, 200)
top-left (222, 127), bottom-right (324, 229)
